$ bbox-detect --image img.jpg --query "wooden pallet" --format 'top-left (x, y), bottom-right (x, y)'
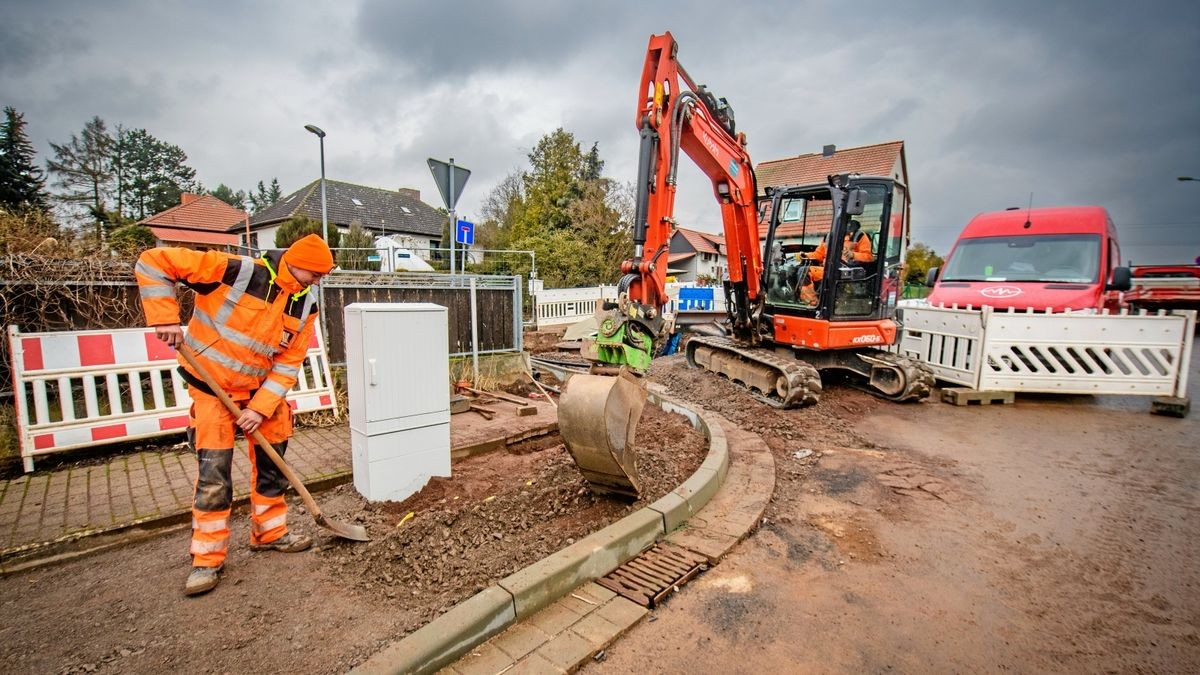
top-left (1151, 396), bottom-right (1190, 418)
top-left (940, 387), bottom-right (1015, 406)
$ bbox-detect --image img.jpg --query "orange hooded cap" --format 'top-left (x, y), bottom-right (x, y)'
top-left (274, 234), bottom-right (334, 295)
top-left (282, 234), bottom-right (335, 274)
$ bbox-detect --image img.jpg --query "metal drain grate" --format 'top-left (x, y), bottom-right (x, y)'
top-left (596, 542), bottom-right (708, 607)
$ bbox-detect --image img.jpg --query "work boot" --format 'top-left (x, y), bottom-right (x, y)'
top-left (250, 531), bottom-right (312, 553)
top-left (184, 565), bottom-right (222, 596)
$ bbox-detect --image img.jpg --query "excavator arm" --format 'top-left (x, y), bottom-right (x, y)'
top-left (591, 31), bottom-right (764, 372)
top-left (562, 32), bottom-right (764, 498)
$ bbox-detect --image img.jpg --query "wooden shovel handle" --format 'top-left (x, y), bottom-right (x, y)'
top-left (177, 344), bottom-right (322, 518)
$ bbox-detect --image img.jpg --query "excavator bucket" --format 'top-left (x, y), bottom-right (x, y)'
top-left (558, 371), bottom-right (647, 499)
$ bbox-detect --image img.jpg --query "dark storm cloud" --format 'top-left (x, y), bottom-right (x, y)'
top-left (2, 1), bottom-right (1197, 264)
top-left (354, 0), bottom-right (632, 81)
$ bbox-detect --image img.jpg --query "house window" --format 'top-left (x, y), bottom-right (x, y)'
top-left (702, 252), bottom-right (713, 262)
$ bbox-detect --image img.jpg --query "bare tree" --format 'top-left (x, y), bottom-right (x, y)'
top-left (46, 116), bottom-right (114, 238)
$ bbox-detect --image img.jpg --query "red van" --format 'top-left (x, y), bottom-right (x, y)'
top-left (926, 206), bottom-right (1131, 311)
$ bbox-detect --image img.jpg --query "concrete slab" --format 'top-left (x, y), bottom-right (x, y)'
top-left (537, 629), bottom-right (596, 671)
top-left (490, 623), bottom-right (552, 661)
top-left (508, 651), bottom-right (565, 675)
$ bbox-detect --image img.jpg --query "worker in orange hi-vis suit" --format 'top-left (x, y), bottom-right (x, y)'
top-left (135, 234), bottom-right (335, 596)
top-left (794, 220), bottom-right (876, 304)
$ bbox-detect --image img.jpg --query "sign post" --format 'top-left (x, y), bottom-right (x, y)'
top-left (427, 157), bottom-right (471, 276)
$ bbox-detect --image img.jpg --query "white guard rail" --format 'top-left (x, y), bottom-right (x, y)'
top-left (534, 282), bottom-right (727, 329)
top-left (534, 285), bottom-right (618, 328)
top-left (894, 305), bottom-right (1195, 398)
top-left (8, 324), bottom-right (338, 473)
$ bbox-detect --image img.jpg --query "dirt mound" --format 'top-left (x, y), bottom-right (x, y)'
top-left (313, 403), bottom-right (708, 626)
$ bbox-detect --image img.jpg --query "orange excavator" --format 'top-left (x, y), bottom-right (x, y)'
top-left (559, 32), bottom-right (933, 497)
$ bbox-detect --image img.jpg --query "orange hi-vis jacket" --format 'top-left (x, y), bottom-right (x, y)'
top-left (135, 248), bottom-right (319, 416)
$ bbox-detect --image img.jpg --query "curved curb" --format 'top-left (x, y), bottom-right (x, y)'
top-left (353, 385), bottom-right (730, 675)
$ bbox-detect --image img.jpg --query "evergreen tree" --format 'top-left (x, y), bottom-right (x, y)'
top-left (273, 215), bottom-right (340, 249)
top-left (0, 106), bottom-right (48, 211)
top-left (480, 128), bottom-right (630, 286)
top-left (209, 183), bottom-right (247, 211)
top-left (118, 128), bottom-right (198, 219)
top-left (47, 116), bottom-right (114, 234)
top-left (337, 222), bottom-right (378, 271)
top-left (248, 178), bottom-right (283, 213)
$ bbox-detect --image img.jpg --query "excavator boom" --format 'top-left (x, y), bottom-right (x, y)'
top-left (562, 32), bottom-right (764, 497)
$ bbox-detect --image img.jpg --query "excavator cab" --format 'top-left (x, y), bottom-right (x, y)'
top-left (762, 175), bottom-right (907, 325)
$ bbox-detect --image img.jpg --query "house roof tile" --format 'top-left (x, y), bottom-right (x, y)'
top-left (755, 141), bottom-right (907, 239)
top-left (250, 180), bottom-right (444, 238)
top-left (755, 140), bottom-right (905, 190)
top-left (675, 226), bottom-right (724, 255)
top-left (139, 194), bottom-right (248, 233)
top-left (146, 225), bottom-right (239, 245)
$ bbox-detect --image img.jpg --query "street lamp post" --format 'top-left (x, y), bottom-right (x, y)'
top-left (304, 124), bottom-right (330, 347)
top-left (304, 124), bottom-right (330, 247)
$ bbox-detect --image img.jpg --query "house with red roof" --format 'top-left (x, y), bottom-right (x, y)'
top-left (248, 180), bottom-right (447, 260)
top-left (139, 193), bottom-right (248, 250)
top-left (754, 140), bottom-right (910, 243)
top-left (668, 226), bottom-right (726, 283)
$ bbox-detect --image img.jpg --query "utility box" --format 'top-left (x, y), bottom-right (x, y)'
top-left (344, 303), bottom-right (451, 502)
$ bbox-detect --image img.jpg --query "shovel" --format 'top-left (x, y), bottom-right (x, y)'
top-left (178, 344), bottom-right (370, 542)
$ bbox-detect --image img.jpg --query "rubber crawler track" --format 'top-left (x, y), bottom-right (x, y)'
top-left (686, 336), bottom-right (823, 408)
top-left (854, 350), bottom-right (936, 402)
top-left (686, 337), bottom-right (935, 407)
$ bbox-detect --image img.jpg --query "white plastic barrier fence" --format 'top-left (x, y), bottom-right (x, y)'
top-left (534, 285), bottom-right (618, 328)
top-left (894, 305), bottom-right (1195, 397)
top-left (535, 282), bottom-right (727, 328)
top-left (8, 323), bottom-right (338, 473)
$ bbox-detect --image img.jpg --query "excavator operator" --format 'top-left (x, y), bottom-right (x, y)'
top-left (795, 220), bottom-right (876, 305)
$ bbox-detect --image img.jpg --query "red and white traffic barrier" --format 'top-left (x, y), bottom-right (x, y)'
top-left (8, 324), bottom-right (338, 473)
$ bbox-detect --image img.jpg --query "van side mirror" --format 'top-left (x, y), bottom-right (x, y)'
top-left (846, 188), bottom-right (866, 216)
top-left (1107, 266), bottom-right (1131, 292)
top-left (925, 266), bottom-right (939, 286)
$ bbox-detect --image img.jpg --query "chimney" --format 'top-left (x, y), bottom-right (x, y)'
top-left (822, 144), bottom-right (836, 158)
top-left (181, 192), bottom-right (200, 205)
top-left (398, 187), bottom-right (420, 201)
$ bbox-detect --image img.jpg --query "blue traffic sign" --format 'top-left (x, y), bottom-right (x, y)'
top-left (456, 219), bottom-right (475, 246)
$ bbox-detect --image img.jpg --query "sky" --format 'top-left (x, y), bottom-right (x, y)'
top-left (2, 0), bottom-right (1198, 265)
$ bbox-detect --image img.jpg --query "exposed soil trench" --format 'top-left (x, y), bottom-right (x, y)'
top-left (0, 402), bottom-right (706, 674)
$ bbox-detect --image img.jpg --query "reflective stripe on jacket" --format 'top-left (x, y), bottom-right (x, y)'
top-left (135, 248), bottom-right (318, 416)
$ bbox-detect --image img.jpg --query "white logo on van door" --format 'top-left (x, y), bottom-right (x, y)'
top-left (980, 286), bottom-right (1023, 299)
top-left (851, 334), bottom-right (881, 344)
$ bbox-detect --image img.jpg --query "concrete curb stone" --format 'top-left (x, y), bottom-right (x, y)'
top-left (354, 586), bottom-right (516, 675)
top-left (354, 389), bottom-right (730, 675)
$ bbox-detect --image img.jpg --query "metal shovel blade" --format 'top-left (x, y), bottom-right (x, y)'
top-left (315, 513), bottom-right (371, 542)
top-left (558, 371), bottom-right (647, 498)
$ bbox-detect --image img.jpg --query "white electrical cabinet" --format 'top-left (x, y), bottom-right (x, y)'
top-left (344, 303), bottom-right (451, 502)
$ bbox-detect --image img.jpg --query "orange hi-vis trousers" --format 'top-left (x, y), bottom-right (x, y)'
top-left (188, 389), bottom-right (293, 568)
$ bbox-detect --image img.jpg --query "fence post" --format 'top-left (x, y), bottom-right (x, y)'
top-left (513, 274), bottom-right (524, 352)
top-left (470, 276), bottom-right (480, 385)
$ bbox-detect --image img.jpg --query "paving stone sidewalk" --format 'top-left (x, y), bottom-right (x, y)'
top-left (0, 402), bottom-right (557, 569)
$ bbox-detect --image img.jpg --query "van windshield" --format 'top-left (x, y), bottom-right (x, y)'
top-left (941, 234), bottom-right (1101, 283)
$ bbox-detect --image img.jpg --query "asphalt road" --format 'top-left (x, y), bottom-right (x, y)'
top-left (591, 342), bottom-right (1199, 673)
